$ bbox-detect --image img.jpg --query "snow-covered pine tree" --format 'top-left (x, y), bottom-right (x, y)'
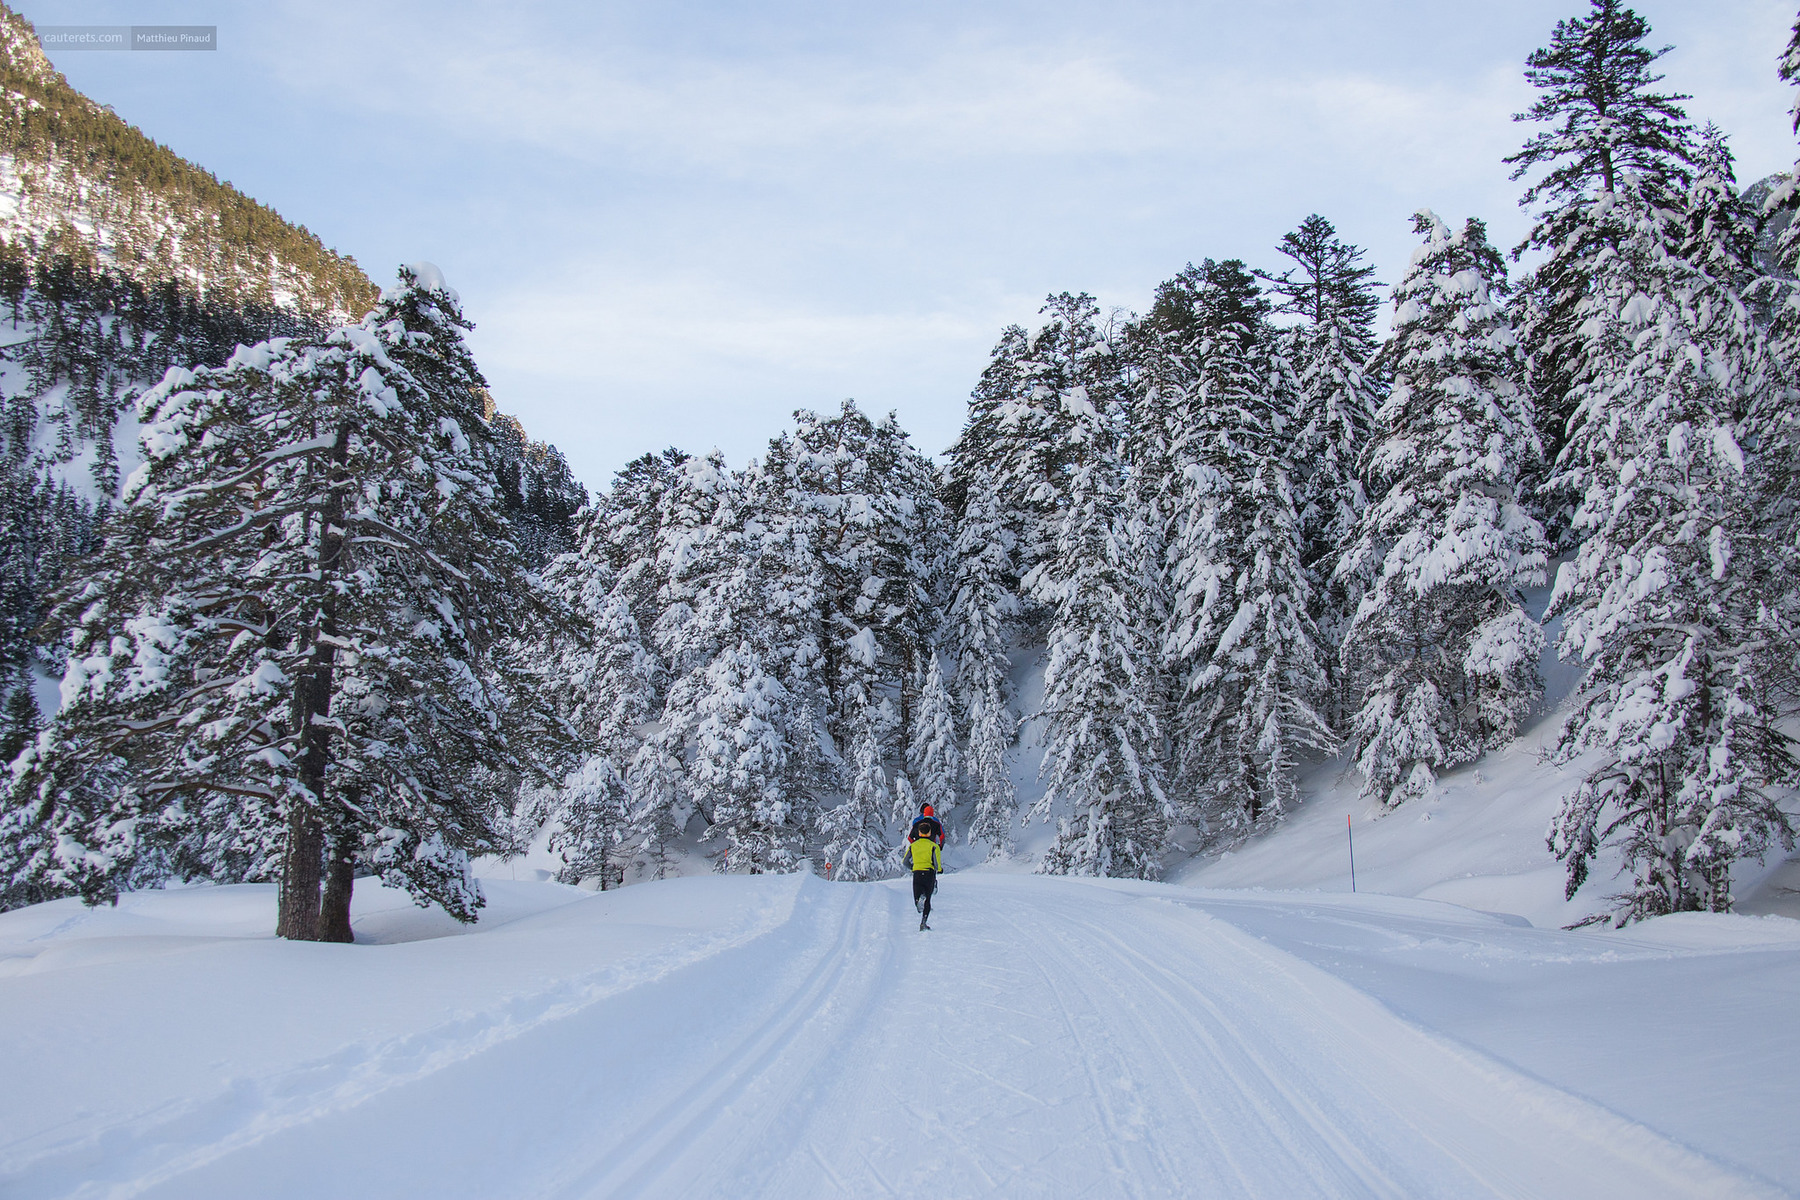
top-left (1543, 177), bottom-right (1798, 922)
top-left (591, 447), bottom-right (690, 631)
top-left (1026, 395), bottom-right (1171, 879)
top-left (628, 455), bottom-right (825, 877)
top-left (1256, 215), bottom-right (1386, 699)
top-left (1153, 260), bottom-right (1333, 836)
top-left (939, 321), bottom-right (1037, 857)
top-left (1506, 0), bottom-right (1699, 521)
top-left (624, 731), bottom-right (686, 881)
top-left (941, 322), bottom-right (1029, 534)
top-left (0, 670), bottom-right (50, 912)
top-left (946, 298), bottom-right (1130, 868)
top-left (906, 649), bottom-right (960, 824)
top-left (873, 410), bottom-right (952, 730)
top-left (525, 453), bottom-right (686, 887)
top-left (1680, 127), bottom-right (1759, 294)
top-left (823, 709), bottom-right (893, 881)
top-left (0, 668), bottom-right (37, 766)
top-left (2, 265), bottom-right (572, 940)
top-left (485, 409), bottom-right (587, 569)
top-left (944, 473), bottom-right (1019, 855)
top-left (628, 455), bottom-right (749, 871)
top-left (1755, 23), bottom-right (1800, 577)
top-left (543, 754), bottom-right (630, 888)
top-left (687, 640), bottom-right (806, 874)
top-left (1766, 10), bottom-right (1800, 293)
top-left (947, 294), bottom-right (1123, 607)
top-left (1120, 269), bottom-right (1205, 620)
top-left (542, 533), bottom-right (660, 763)
top-left (647, 450), bottom-right (742, 681)
top-left (1337, 214), bottom-right (1548, 809)
top-left (760, 401), bottom-right (943, 751)
top-left (534, 534), bottom-right (659, 886)
top-left (1688, 123), bottom-right (1800, 681)
top-left (0, 470), bottom-right (101, 738)
top-left (739, 467), bottom-right (830, 845)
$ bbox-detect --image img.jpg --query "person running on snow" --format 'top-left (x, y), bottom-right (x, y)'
top-left (907, 828), bottom-right (941, 930)
top-left (908, 802), bottom-right (945, 850)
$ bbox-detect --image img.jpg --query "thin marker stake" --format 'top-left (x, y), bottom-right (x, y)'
top-left (1347, 813), bottom-right (1357, 894)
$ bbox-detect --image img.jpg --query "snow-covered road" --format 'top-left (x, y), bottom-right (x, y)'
top-left (3, 873), bottom-right (1795, 1198)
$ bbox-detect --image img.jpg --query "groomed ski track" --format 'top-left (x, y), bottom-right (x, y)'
top-left (2, 874), bottom-right (1783, 1199)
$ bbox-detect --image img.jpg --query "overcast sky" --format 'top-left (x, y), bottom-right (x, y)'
top-left (24, 0), bottom-right (1798, 493)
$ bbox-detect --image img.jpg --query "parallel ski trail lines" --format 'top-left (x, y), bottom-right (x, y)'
top-left (1047, 880), bottom-right (1782, 1200)
top-left (989, 882), bottom-right (1391, 1198)
top-left (550, 883), bottom-right (889, 1199)
top-left (14, 873), bottom-right (1788, 1200)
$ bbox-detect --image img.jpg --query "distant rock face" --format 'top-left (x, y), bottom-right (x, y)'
top-left (0, 2), bottom-right (375, 322)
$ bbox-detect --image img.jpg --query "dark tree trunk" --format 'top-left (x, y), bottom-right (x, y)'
top-left (320, 824), bottom-right (356, 943)
top-left (276, 804), bottom-right (324, 940)
top-left (278, 423), bottom-right (353, 943)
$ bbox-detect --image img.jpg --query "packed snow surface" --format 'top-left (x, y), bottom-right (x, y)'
top-left (3, 872), bottom-right (1797, 1198)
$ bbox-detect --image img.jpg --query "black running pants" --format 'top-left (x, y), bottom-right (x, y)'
top-left (912, 869), bottom-right (936, 920)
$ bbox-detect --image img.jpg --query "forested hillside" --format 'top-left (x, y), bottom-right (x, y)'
top-left (0, 5), bottom-right (374, 320)
top-left (4, 0), bottom-right (1799, 938)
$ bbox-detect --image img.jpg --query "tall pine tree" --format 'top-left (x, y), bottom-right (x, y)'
top-left (1338, 214), bottom-right (1548, 808)
top-left (1026, 388), bottom-right (1171, 879)
top-left (1152, 260), bottom-right (1333, 836)
top-left (823, 708), bottom-right (894, 881)
top-left (1543, 179), bottom-right (1798, 923)
top-left (906, 649), bottom-right (961, 827)
top-left (1506, 0), bottom-right (1698, 514)
top-left (2, 266), bottom-right (571, 939)
top-left (1258, 215), bottom-right (1386, 705)
top-left (944, 474), bottom-right (1019, 856)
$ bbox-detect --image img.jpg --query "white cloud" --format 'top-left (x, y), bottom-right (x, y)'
top-left (475, 273), bottom-right (1014, 386)
top-left (167, 0), bottom-right (1798, 487)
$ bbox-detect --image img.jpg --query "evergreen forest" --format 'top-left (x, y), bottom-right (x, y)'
top-left (6, 0), bottom-right (1800, 937)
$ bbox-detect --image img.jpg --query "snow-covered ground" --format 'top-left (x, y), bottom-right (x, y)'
top-left (4, 869), bottom-right (1797, 1198)
top-left (8, 584), bottom-right (1799, 1197)
top-left (1175, 710), bottom-right (1623, 931)
top-left (1173, 626), bottom-right (1800, 931)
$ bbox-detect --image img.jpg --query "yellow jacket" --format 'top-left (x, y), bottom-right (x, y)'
top-left (907, 838), bottom-right (941, 872)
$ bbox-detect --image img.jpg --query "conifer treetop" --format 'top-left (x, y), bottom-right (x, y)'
top-left (1506, 0), bottom-right (1696, 207)
top-left (1143, 259), bottom-right (1270, 353)
top-left (1256, 215), bottom-right (1382, 347)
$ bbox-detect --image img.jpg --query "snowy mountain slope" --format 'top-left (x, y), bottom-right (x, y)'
top-left (3, 873), bottom-right (1795, 1198)
top-left (1175, 710), bottom-right (1614, 930)
top-left (0, 6), bottom-right (374, 320)
top-left (1174, 602), bottom-right (1800, 929)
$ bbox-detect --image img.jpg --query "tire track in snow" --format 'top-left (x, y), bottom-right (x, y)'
top-left (985, 894), bottom-right (1177, 1197)
top-left (1049, 880), bottom-right (1785, 1199)
top-left (15, 874), bottom-right (1786, 1199)
top-left (1052, 896), bottom-right (1458, 1197)
top-left (543, 881), bottom-right (891, 1199)
top-left (989, 882), bottom-right (1384, 1198)
top-left (750, 878), bottom-right (1325, 1197)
